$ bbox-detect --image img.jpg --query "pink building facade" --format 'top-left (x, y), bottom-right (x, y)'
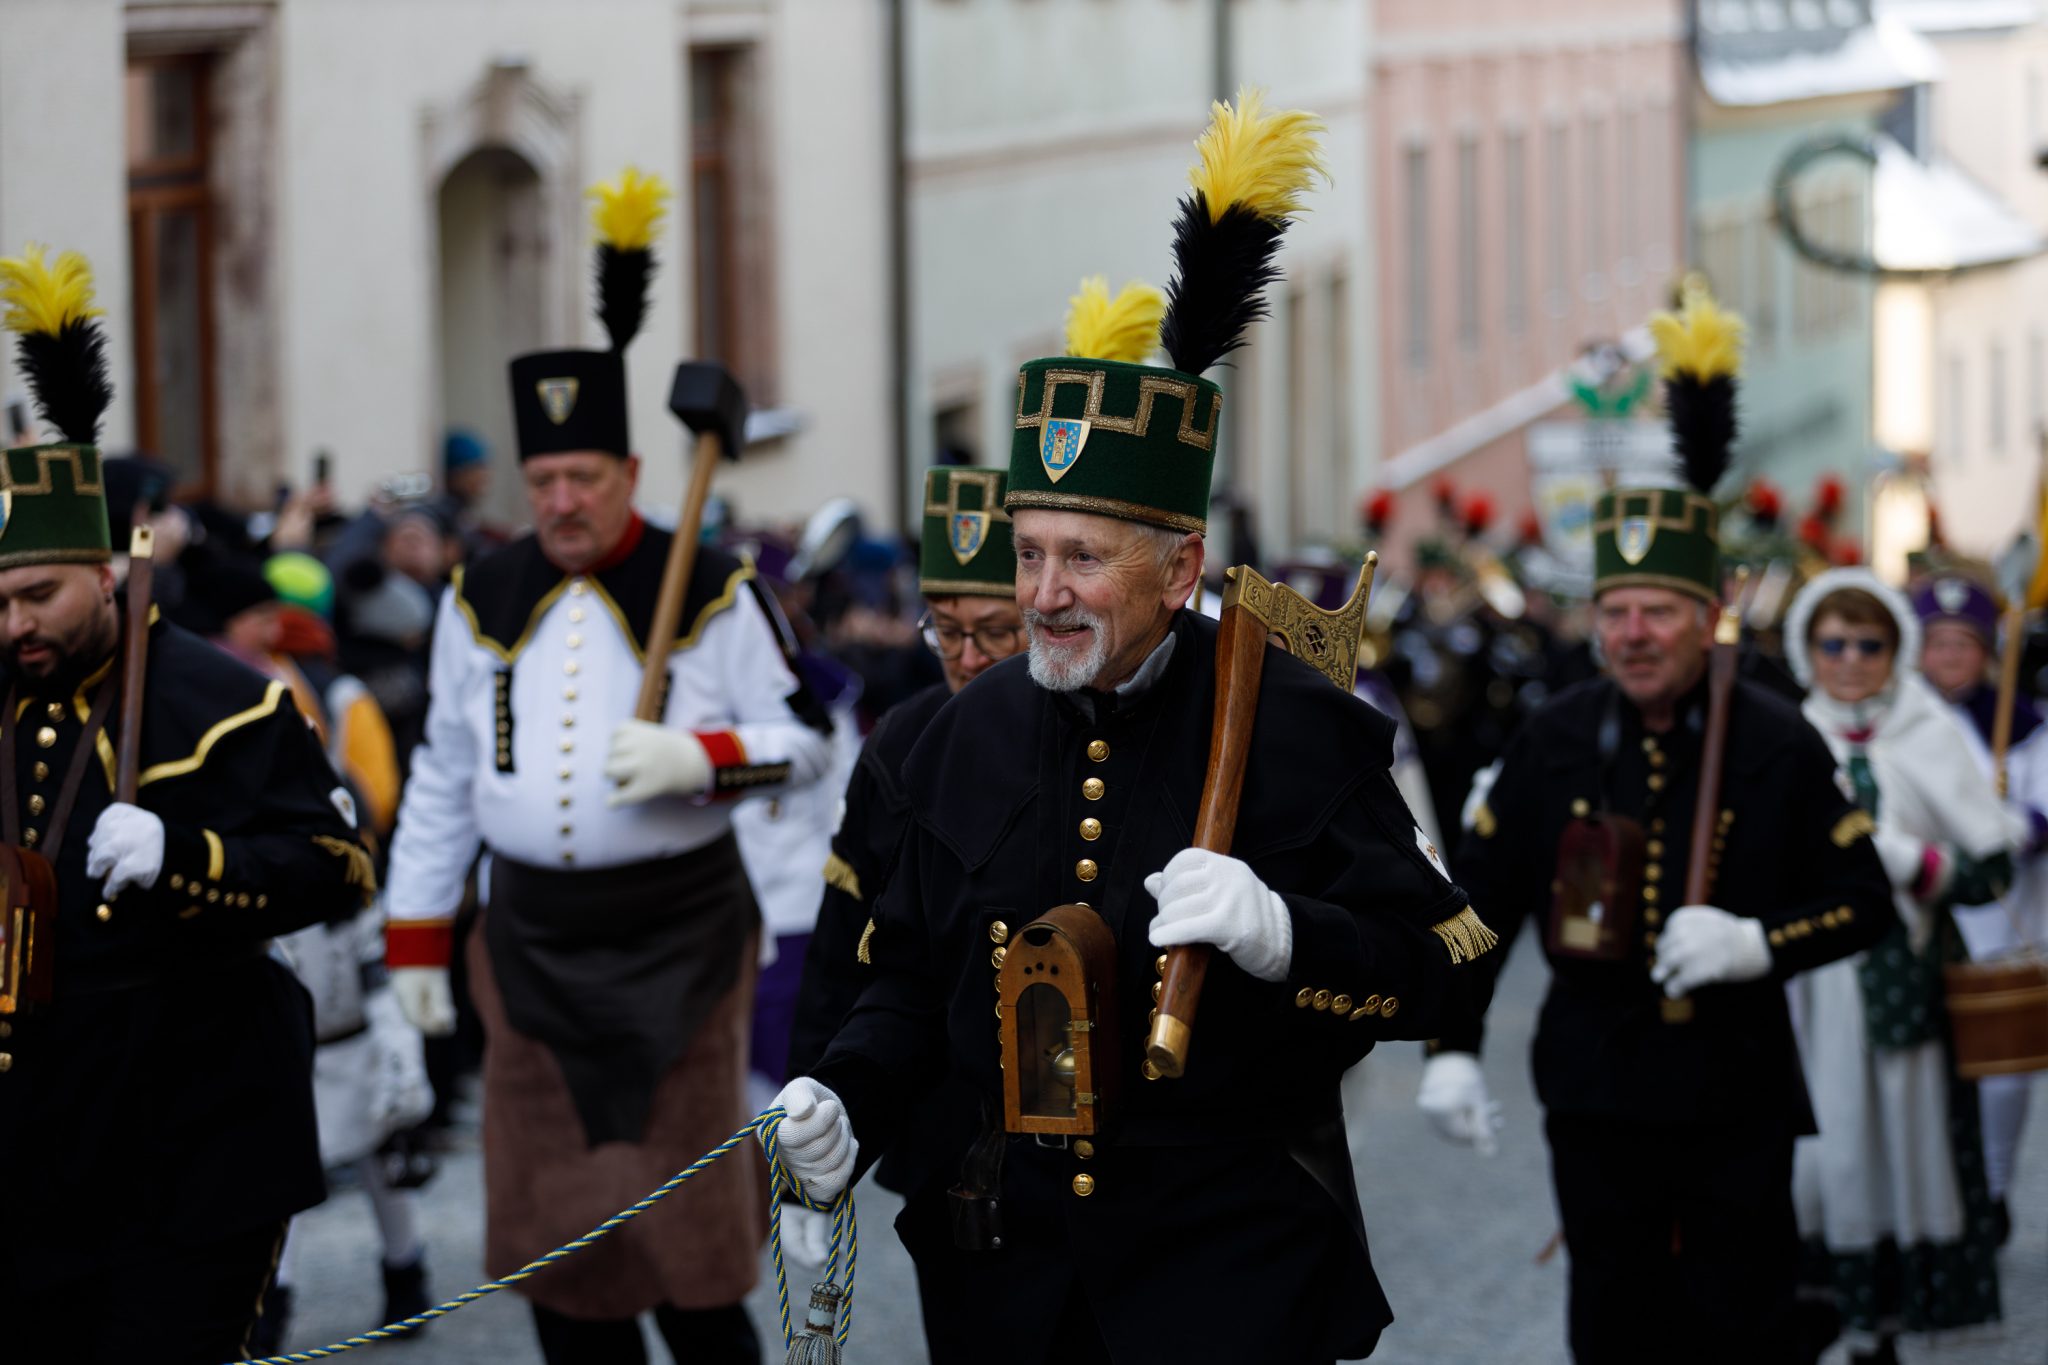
top-left (1371, 0), bottom-right (1689, 546)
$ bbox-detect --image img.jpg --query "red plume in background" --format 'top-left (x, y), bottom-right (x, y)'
top-left (1797, 513), bottom-right (1829, 551)
top-left (1517, 510), bottom-right (1543, 546)
top-left (1831, 538), bottom-right (1862, 566)
top-left (1460, 492), bottom-right (1495, 537)
top-left (1746, 478), bottom-right (1782, 528)
top-left (1812, 473), bottom-right (1845, 522)
top-left (1362, 487), bottom-right (1396, 535)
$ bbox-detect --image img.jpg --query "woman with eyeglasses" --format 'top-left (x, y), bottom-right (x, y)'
top-left (1781, 567), bottom-right (2024, 1364)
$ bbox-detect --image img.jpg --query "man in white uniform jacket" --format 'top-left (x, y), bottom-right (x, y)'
top-left (384, 175), bottom-right (832, 1365)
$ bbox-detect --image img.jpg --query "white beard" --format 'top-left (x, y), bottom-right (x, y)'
top-left (1024, 607), bottom-right (1110, 692)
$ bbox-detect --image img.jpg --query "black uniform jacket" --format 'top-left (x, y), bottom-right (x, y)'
top-left (810, 609), bottom-right (1498, 1363)
top-left (788, 682), bottom-right (948, 1192)
top-left (0, 618), bottom-right (365, 1289)
top-left (1443, 674), bottom-right (1894, 1133)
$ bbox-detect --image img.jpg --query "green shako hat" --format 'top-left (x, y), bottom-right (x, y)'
top-left (1006, 90), bottom-right (1327, 536)
top-left (919, 467), bottom-right (1016, 597)
top-left (511, 168), bottom-right (669, 461)
top-left (1593, 282), bottom-right (1744, 603)
top-left (0, 243), bottom-right (114, 570)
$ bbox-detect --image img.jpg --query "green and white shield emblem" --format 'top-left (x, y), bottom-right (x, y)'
top-left (1616, 515), bottom-right (1655, 566)
top-left (537, 377), bottom-right (581, 426)
top-left (1040, 418), bottom-right (1090, 483)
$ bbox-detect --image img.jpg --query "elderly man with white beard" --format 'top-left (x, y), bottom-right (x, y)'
top-left (768, 89), bottom-right (1502, 1365)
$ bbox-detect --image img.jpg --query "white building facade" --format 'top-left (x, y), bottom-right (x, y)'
top-left (1872, 0), bottom-right (2048, 569)
top-left (903, 0), bottom-right (1377, 558)
top-left (0, 0), bottom-right (892, 531)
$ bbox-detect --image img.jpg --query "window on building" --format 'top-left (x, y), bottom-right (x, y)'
top-left (1990, 341), bottom-right (2008, 456)
top-left (932, 393), bottom-right (981, 465)
top-left (1504, 131), bottom-right (1526, 336)
top-left (2031, 330), bottom-right (2045, 439)
top-left (1584, 117), bottom-right (1605, 298)
top-left (1457, 136), bottom-right (1480, 351)
top-left (1546, 124), bottom-right (1569, 315)
top-left (1405, 145), bottom-right (1431, 368)
top-left (1328, 269), bottom-right (1351, 514)
top-left (125, 54), bottom-right (217, 495)
top-left (1749, 213), bottom-right (1777, 355)
top-left (690, 44), bottom-right (777, 406)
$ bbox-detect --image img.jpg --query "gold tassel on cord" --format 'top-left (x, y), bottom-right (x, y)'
top-left (314, 834), bottom-right (380, 907)
top-left (1431, 907), bottom-right (1500, 965)
top-left (1064, 276), bottom-right (1166, 363)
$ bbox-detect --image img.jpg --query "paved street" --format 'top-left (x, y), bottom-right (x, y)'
top-left (278, 936), bottom-right (2047, 1363)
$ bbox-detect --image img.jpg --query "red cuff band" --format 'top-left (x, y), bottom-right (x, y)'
top-left (694, 729), bottom-right (747, 771)
top-left (387, 919), bottom-right (454, 968)
top-left (1912, 845), bottom-right (1945, 901)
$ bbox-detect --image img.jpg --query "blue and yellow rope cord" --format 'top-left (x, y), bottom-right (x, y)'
top-left (228, 1106), bottom-right (854, 1364)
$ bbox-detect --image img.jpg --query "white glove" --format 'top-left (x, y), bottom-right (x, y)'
top-left (1417, 1052), bottom-right (1503, 1156)
top-left (780, 1204), bottom-right (836, 1271)
top-left (86, 802), bottom-right (165, 899)
top-left (1651, 904), bottom-right (1772, 999)
top-left (773, 1077), bottom-right (858, 1204)
top-left (604, 720), bottom-right (713, 807)
top-left (1144, 848), bottom-right (1293, 982)
top-left (392, 965), bottom-right (457, 1037)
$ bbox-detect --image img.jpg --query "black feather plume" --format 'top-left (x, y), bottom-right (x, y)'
top-left (1665, 373), bottom-right (1737, 497)
top-left (594, 243), bottom-right (652, 353)
top-left (1160, 194), bottom-right (1287, 377)
top-left (15, 318), bottom-right (111, 446)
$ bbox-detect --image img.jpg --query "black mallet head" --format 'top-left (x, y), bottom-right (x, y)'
top-left (668, 362), bottom-right (748, 462)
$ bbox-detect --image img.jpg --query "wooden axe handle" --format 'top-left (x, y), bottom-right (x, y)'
top-left (634, 431), bottom-right (722, 721)
top-left (1992, 603), bottom-right (2025, 798)
top-left (116, 526), bottom-right (155, 803)
top-left (1145, 598), bottom-right (1269, 1078)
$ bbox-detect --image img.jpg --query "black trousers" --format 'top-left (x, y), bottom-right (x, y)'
top-left (0, 1220), bottom-right (283, 1365)
top-left (1546, 1112), bottom-right (1801, 1365)
top-left (532, 1300), bottom-right (760, 1365)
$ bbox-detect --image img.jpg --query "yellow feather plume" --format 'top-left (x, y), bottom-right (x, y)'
top-left (1189, 86), bottom-right (1330, 224)
top-left (0, 243), bottom-right (102, 338)
top-left (588, 167), bottom-right (672, 252)
top-left (1649, 281), bottom-right (1745, 383)
top-left (1064, 276), bottom-right (1166, 364)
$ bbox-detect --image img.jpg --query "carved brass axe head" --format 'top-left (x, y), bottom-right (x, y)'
top-left (1224, 552), bottom-right (1378, 691)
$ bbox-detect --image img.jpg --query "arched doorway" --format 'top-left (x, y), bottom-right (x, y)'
top-left (436, 145), bottom-right (548, 529)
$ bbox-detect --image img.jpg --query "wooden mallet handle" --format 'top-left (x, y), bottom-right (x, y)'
top-left (633, 431), bottom-right (722, 721)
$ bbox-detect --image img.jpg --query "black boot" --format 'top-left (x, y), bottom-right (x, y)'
top-left (248, 1282), bottom-right (293, 1359)
top-left (382, 1254), bottom-right (432, 1338)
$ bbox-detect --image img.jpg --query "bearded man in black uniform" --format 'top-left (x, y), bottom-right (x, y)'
top-left (772, 94), bottom-right (1503, 1365)
top-left (0, 244), bottom-right (368, 1364)
top-left (1415, 290), bottom-right (1896, 1364)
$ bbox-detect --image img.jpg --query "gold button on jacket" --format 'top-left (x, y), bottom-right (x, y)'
top-left (1075, 858), bottom-right (1099, 882)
